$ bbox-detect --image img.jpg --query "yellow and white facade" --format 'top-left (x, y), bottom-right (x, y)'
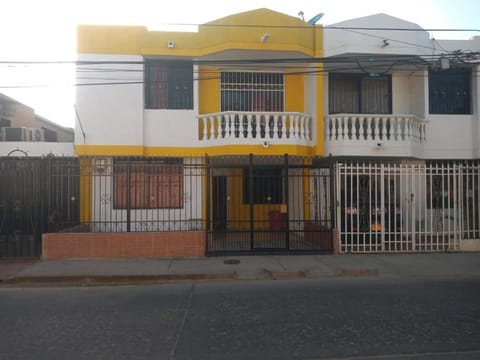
top-left (75, 8), bottom-right (328, 245)
top-left (75, 8), bottom-right (324, 157)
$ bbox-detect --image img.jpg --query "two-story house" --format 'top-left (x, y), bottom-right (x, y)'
top-left (323, 14), bottom-right (480, 253)
top-left (70, 8), bottom-right (330, 258)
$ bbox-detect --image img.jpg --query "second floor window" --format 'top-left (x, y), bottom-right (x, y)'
top-left (221, 72), bottom-right (284, 112)
top-left (145, 60), bottom-right (193, 110)
top-left (429, 68), bottom-right (471, 115)
top-left (329, 73), bottom-right (392, 114)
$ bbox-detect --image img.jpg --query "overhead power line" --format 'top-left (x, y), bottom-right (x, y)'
top-left (147, 21), bottom-right (480, 33)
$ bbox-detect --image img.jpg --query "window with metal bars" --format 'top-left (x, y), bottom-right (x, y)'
top-left (429, 68), bottom-right (471, 114)
top-left (144, 60), bottom-right (193, 109)
top-left (221, 71), bottom-right (284, 112)
top-left (113, 158), bottom-right (184, 209)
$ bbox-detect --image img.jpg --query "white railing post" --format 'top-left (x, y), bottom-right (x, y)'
top-left (366, 116), bottom-right (372, 140)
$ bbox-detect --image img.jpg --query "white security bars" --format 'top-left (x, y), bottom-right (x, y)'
top-left (336, 161), bottom-right (480, 253)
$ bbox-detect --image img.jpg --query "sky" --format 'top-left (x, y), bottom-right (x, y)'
top-left (0, 0), bottom-right (478, 128)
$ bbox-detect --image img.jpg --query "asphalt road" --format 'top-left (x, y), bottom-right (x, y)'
top-left (1, 278), bottom-right (480, 360)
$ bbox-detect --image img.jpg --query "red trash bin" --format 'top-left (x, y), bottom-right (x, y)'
top-left (269, 211), bottom-right (285, 231)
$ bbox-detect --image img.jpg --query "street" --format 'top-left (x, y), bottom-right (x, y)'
top-left (1, 277), bottom-right (480, 360)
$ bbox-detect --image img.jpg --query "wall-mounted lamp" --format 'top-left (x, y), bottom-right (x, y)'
top-left (260, 33), bottom-right (271, 43)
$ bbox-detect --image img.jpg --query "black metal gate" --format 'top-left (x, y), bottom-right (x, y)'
top-left (206, 155), bottom-right (334, 255)
top-left (0, 157), bottom-right (80, 258)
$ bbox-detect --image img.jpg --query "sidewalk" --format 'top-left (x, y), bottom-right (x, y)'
top-left (1, 253), bottom-right (480, 286)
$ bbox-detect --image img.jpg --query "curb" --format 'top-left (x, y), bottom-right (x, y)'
top-left (0, 273), bottom-right (236, 287)
top-left (0, 268), bottom-right (381, 287)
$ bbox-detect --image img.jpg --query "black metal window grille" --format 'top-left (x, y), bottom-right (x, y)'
top-left (242, 167), bottom-right (283, 204)
top-left (329, 73), bottom-right (392, 114)
top-left (221, 71), bottom-right (284, 112)
top-left (429, 68), bottom-right (471, 114)
top-left (144, 60), bottom-right (193, 109)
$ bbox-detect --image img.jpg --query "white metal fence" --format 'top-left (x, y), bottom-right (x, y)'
top-left (336, 161), bottom-right (480, 253)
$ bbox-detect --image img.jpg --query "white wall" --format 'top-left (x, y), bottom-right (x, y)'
top-left (324, 14), bottom-right (431, 58)
top-left (144, 110), bottom-right (199, 147)
top-left (76, 55), bottom-right (202, 149)
top-left (75, 54), bottom-right (144, 146)
top-left (423, 115), bottom-right (476, 159)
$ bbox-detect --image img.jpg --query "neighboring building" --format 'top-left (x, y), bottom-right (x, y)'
top-left (0, 92), bottom-right (74, 156)
top-left (323, 14), bottom-right (480, 252)
top-left (51, 8), bottom-right (479, 259)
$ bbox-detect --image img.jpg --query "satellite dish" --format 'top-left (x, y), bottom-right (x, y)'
top-left (308, 13), bottom-right (324, 25)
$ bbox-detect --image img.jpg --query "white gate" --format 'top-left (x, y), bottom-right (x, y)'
top-left (336, 161), bottom-right (480, 253)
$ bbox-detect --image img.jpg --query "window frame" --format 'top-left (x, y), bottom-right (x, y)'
top-left (220, 71), bottom-right (285, 112)
top-left (113, 158), bottom-right (184, 210)
top-left (428, 67), bottom-right (472, 115)
top-left (144, 60), bottom-right (193, 110)
top-left (328, 73), bottom-right (392, 115)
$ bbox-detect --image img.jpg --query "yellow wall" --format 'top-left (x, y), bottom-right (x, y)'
top-left (76, 144), bottom-right (315, 157)
top-left (76, 8), bottom-right (324, 158)
top-left (79, 158), bottom-right (92, 225)
top-left (228, 169), bottom-right (281, 229)
top-left (198, 67), bottom-right (220, 115)
top-left (78, 9), bottom-right (318, 57)
top-left (285, 73), bottom-right (304, 113)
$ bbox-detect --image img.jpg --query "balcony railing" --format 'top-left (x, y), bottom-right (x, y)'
top-left (325, 114), bottom-right (428, 157)
top-left (198, 111), bottom-right (313, 146)
top-left (326, 114), bottom-right (427, 143)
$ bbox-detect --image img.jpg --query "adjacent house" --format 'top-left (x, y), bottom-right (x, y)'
top-left (323, 14), bottom-right (480, 252)
top-left (0, 92), bottom-right (74, 157)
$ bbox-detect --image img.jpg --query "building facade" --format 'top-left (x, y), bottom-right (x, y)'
top-left (323, 14), bottom-right (480, 252)
top-left (41, 8), bottom-right (480, 258)
top-left (68, 8), bottom-right (329, 257)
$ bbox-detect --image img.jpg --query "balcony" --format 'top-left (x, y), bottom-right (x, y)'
top-left (325, 114), bottom-right (428, 158)
top-left (198, 111), bottom-right (313, 146)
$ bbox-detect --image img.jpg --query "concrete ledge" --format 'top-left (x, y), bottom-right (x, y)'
top-left (460, 239), bottom-right (480, 252)
top-left (1, 273), bottom-right (235, 287)
top-left (42, 231), bottom-right (206, 259)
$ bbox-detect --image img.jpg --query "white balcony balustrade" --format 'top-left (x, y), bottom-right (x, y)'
top-left (325, 114), bottom-right (428, 157)
top-left (198, 112), bottom-right (313, 146)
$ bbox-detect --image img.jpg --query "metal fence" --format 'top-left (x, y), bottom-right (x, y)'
top-left (0, 157), bottom-right (79, 257)
top-left (205, 155), bottom-right (334, 254)
top-left (3, 156), bottom-right (476, 258)
top-left (336, 160), bottom-right (480, 253)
